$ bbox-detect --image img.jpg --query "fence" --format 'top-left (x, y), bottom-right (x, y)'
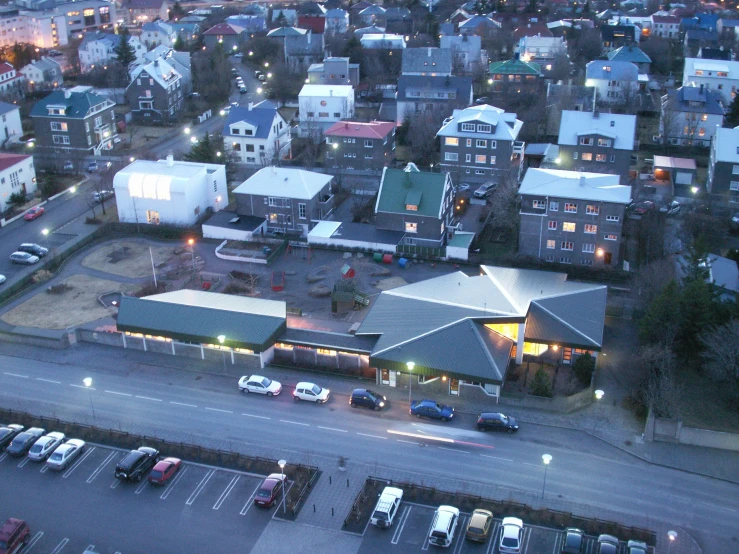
top-left (395, 244), bottom-right (446, 260)
top-left (644, 408), bottom-right (739, 452)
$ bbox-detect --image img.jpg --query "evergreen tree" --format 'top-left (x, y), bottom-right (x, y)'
top-left (114, 27), bottom-right (137, 77)
top-left (726, 95), bottom-right (739, 128)
top-left (183, 133), bottom-right (225, 164)
top-left (170, 1), bottom-right (186, 19)
top-left (173, 35), bottom-right (184, 52)
top-left (639, 280), bottom-right (681, 346)
top-left (343, 35), bottom-right (363, 66)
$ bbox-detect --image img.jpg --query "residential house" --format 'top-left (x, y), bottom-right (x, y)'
top-left (695, 254), bottom-right (739, 301)
top-left (681, 14), bottom-right (719, 33)
top-left (698, 47), bottom-right (732, 61)
top-left (349, 1), bottom-right (373, 25)
top-left (384, 7), bottom-right (413, 34)
top-left (437, 104), bottom-right (524, 183)
top-left (203, 23), bottom-right (246, 52)
top-left (0, 63), bottom-right (24, 99)
top-left (360, 33), bottom-right (406, 49)
top-left (600, 24), bottom-right (637, 53)
top-left (30, 88), bottom-right (117, 155)
top-left (717, 18), bottom-right (739, 39)
top-left (375, 163), bottom-right (454, 249)
top-left (517, 35), bottom-right (567, 67)
top-left (19, 57), bottom-right (63, 91)
top-left (684, 29), bottom-right (719, 58)
top-left (682, 57), bottom-right (739, 105)
top-left (113, 156), bottom-right (227, 226)
top-left (518, 168), bottom-right (631, 267)
top-left (271, 8), bottom-right (298, 26)
top-left (546, 84), bottom-right (597, 135)
top-left (607, 45), bottom-right (651, 74)
top-left (307, 57), bottom-right (359, 86)
top-left (298, 84), bottom-right (354, 138)
top-left (396, 75), bottom-right (473, 126)
top-left (143, 46), bottom-right (192, 96)
top-left (458, 15), bottom-right (500, 36)
top-left (488, 58), bottom-right (542, 93)
top-left (170, 22), bottom-right (201, 46)
top-left (358, 4), bottom-right (385, 27)
top-left (661, 85), bottom-right (724, 147)
top-left (0, 102), bottom-right (23, 145)
top-left (585, 60), bottom-right (641, 105)
top-left (233, 167), bottom-right (334, 236)
top-left (126, 58), bottom-right (183, 124)
top-left (222, 101), bottom-right (291, 165)
top-left (439, 34), bottom-right (485, 74)
top-left (652, 156), bottom-right (697, 188)
top-left (78, 32), bottom-right (146, 73)
top-left (557, 110), bottom-right (636, 177)
top-left (651, 15), bottom-right (680, 39)
top-left (284, 32), bottom-right (325, 73)
top-left (325, 8), bottom-right (349, 34)
top-left (267, 27), bottom-right (309, 39)
top-left (121, 0), bottom-right (168, 25)
top-left (224, 15), bottom-right (267, 34)
top-left (707, 126), bottom-right (739, 204)
top-left (297, 2), bottom-right (326, 17)
top-left (298, 16), bottom-right (326, 35)
top-left (141, 20), bottom-right (176, 48)
top-left (401, 48), bottom-right (452, 77)
top-left (0, 153), bottom-right (36, 212)
top-left (448, 8), bottom-right (472, 29)
top-left (513, 23), bottom-right (553, 40)
top-left (325, 120), bottom-right (396, 171)
top-left (354, 25), bottom-right (386, 38)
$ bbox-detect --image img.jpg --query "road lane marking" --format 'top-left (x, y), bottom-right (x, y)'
top-left (87, 451), bottom-right (116, 483)
top-left (24, 532), bottom-right (44, 552)
top-left (356, 432), bottom-right (387, 440)
top-left (318, 426), bottom-right (348, 432)
top-left (64, 447), bottom-right (95, 478)
top-left (438, 446), bottom-right (469, 454)
top-left (50, 538), bottom-right (69, 554)
top-left (480, 454), bottom-right (514, 462)
top-left (36, 378), bottom-right (61, 384)
top-left (3, 372), bottom-right (28, 378)
top-left (205, 407), bottom-right (233, 414)
top-left (242, 413), bottom-right (270, 420)
top-left (391, 505), bottom-right (411, 544)
top-left (171, 401), bottom-right (198, 408)
top-left (213, 475), bottom-right (240, 509)
top-left (240, 482), bottom-right (262, 515)
top-left (70, 384), bottom-right (95, 390)
top-left (135, 395), bottom-right (162, 402)
top-left (280, 419), bottom-right (310, 426)
top-left (104, 390), bottom-right (132, 397)
top-left (160, 466), bottom-right (188, 500)
top-left (186, 468), bottom-right (215, 505)
top-left (396, 439), bottom-right (419, 445)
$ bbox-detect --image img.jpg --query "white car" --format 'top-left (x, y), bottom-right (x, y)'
top-left (293, 382), bottom-right (330, 404)
top-left (238, 375), bottom-right (282, 396)
top-left (0, 274), bottom-right (5, 285)
top-left (27, 432), bottom-right (65, 461)
top-left (499, 517), bottom-right (524, 553)
top-left (46, 439), bottom-right (85, 470)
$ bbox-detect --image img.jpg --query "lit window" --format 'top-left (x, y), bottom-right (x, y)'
top-left (405, 222), bottom-right (418, 233)
top-left (562, 222), bottom-right (576, 232)
top-left (586, 205), bottom-right (599, 215)
top-left (584, 224), bottom-right (597, 234)
top-left (560, 241), bottom-right (574, 251)
top-left (604, 234), bottom-right (617, 241)
top-left (445, 137), bottom-right (459, 146)
top-left (564, 203), bottom-right (577, 213)
top-left (546, 239), bottom-right (556, 249)
top-left (475, 155), bottom-right (486, 163)
top-left (548, 221), bottom-right (557, 230)
top-left (581, 153), bottom-right (593, 161)
top-left (532, 200), bottom-right (546, 209)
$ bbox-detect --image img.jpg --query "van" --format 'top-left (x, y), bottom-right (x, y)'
top-left (428, 505), bottom-right (459, 547)
top-left (0, 518), bottom-right (30, 554)
top-left (370, 486), bottom-right (403, 529)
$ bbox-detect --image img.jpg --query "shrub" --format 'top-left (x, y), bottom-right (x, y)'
top-left (573, 353), bottom-right (596, 386)
top-left (530, 368), bottom-right (553, 397)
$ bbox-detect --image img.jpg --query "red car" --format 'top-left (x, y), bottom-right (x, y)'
top-left (24, 206), bottom-right (44, 221)
top-left (254, 473), bottom-right (287, 507)
top-left (147, 457), bottom-right (181, 485)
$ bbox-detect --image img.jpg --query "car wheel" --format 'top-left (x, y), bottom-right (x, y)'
top-left (506, 428), bottom-right (514, 434)
top-left (267, 391), bottom-right (273, 397)
top-left (374, 405), bottom-right (381, 411)
top-left (441, 417), bottom-right (448, 422)
top-left (351, 402), bottom-right (357, 408)
top-left (318, 399), bottom-right (325, 404)
top-left (415, 413), bottom-right (422, 418)
top-left (294, 395), bottom-right (300, 401)
top-left (243, 388), bottom-right (250, 393)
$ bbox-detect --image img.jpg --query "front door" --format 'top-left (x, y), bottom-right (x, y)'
top-left (381, 368), bottom-right (390, 385)
top-left (389, 371), bottom-right (397, 387)
top-left (449, 378), bottom-right (459, 396)
top-left (146, 210), bottom-right (160, 224)
top-left (604, 252), bottom-right (612, 265)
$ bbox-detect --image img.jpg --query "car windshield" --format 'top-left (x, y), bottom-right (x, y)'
top-left (30, 443), bottom-right (42, 453)
top-left (372, 510), bottom-right (387, 521)
top-left (0, 429), bottom-right (9, 438)
top-left (257, 488), bottom-right (271, 498)
top-left (50, 452), bottom-right (63, 461)
top-left (150, 470), bottom-right (163, 479)
top-left (468, 526), bottom-right (483, 534)
top-left (499, 414), bottom-right (509, 423)
top-left (261, 378), bottom-right (272, 387)
top-left (310, 385), bottom-right (322, 395)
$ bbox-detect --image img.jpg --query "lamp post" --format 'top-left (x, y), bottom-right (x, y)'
top-left (541, 453), bottom-right (552, 498)
top-left (217, 335), bottom-right (227, 373)
top-left (83, 377), bottom-right (96, 422)
top-left (667, 530), bottom-right (678, 554)
top-left (406, 361), bottom-right (415, 405)
top-left (188, 238), bottom-right (196, 272)
top-left (593, 389), bottom-right (604, 433)
top-left (278, 459), bottom-right (287, 514)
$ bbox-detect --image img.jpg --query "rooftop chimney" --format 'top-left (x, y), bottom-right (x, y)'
top-left (330, 89), bottom-right (333, 96)
top-left (64, 89), bottom-right (71, 99)
top-left (166, 154), bottom-right (174, 167)
top-left (248, 102), bottom-right (254, 111)
top-left (579, 175), bottom-right (586, 187)
top-left (428, 47), bottom-right (432, 56)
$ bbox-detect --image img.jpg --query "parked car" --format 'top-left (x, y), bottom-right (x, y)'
top-left (475, 96), bottom-right (490, 105)
top-left (293, 382), bottom-right (330, 403)
top-left (730, 212), bottom-right (739, 233)
top-left (597, 534), bottom-right (620, 554)
top-left (428, 505), bottom-right (460, 547)
top-left (0, 275), bottom-right (5, 285)
top-left (371, 486), bottom-right (403, 529)
top-left (628, 200), bottom-right (655, 214)
top-left (473, 182), bottom-right (497, 199)
top-left (9, 252), bottom-right (39, 265)
top-left (477, 412), bottom-right (519, 433)
top-left (46, 439), bottom-right (85, 470)
top-left (27, 431), bottom-right (65, 461)
top-left (409, 399), bottom-right (454, 422)
top-left (18, 243), bottom-right (48, 257)
top-left (499, 517), bottom-right (524, 553)
top-left (239, 86), bottom-right (248, 94)
top-left (63, 161), bottom-right (74, 172)
top-left (465, 509), bottom-right (493, 542)
top-left (6, 427), bottom-right (45, 457)
top-left (0, 424), bottom-right (24, 451)
top-left (23, 206), bottom-right (44, 221)
top-left (254, 70), bottom-right (263, 78)
top-left (92, 190), bottom-right (114, 203)
top-left (349, 388), bottom-right (386, 410)
top-left (87, 161), bottom-right (99, 172)
top-left (455, 183), bottom-right (471, 192)
top-left (561, 527), bottom-right (584, 553)
top-left (238, 375), bottom-right (282, 396)
top-left (254, 473), bottom-right (287, 507)
top-left (148, 457), bottom-right (182, 485)
top-left (659, 200), bottom-right (680, 215)
top-left (0, 518), bottom-right (30, 553)
top-left (626, 539), bottom-right (648, 554)
top-left (115, 446), bottom-right (159, 482)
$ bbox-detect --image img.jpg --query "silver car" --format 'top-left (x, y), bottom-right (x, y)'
top-left (46, 439), bottom-right (86, 470)
top-left (9, 251), bottom-right (39, 265)
top-left (27, 431), bottom-right (65, 461)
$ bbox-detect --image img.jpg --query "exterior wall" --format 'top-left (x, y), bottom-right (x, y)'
top-left (299, 92), bottom-right (355, 137)
top-left (0, 156), bottom-right (37, 212)
top-left (62, 1), bottom-right (116, 34)
top-left (587, 77), bottom-right (638, 104)
top-left (32, 103), bottom-right (117, 153)
top-left (325, 133), bottom-right (395, 171)
top-left (234, 186), bottom-right (334, 235)
top-left (557, 138), bottom-right (631, 178)
top-left (440, 135), bottom-right (515, 183)
top-left (661, 110), bottom-right (722, 147)
top-left (125, 2), bottom-right (169, 25)
top-left (0, 107), bottom-right (23, 142)
top-left (273, 344), bottom-right (372, 378)
top-left (396, 95), bottom-right (470, 126)
top-left (707, 159), bottom-right (739, 202)
top-left (0, 13), bottom-right (69, 49)
top-left (225, 113), bottom-right (291, 165)
top-left (126, 72), bottom-right (183, 124)
top-left (682, 73), bottom-right (739, 105)
top-left (307, 233), bottom-right (398, 253)
top-left (204, 34), bottom-right (242, 52)
top-left (79, 36), bottom-right (145, 72)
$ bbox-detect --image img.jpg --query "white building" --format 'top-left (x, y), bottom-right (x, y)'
top-left (222, 101), bottom-right (291, 165)
top-left (79, 32), bottom-right (146, 72)
top-left (19, 57), bottom-right (64, 90)
top-left (298, 84), bottom-right (355, 138)
top-left (517, 35), bottom-right (567, 63)
top-left (439, 34), bottom-right (485, 74)
top-left (360, 33), bottom-right (406, 49)
top-left (0, 153), bottom-right (36, 212)
top-left (0, 101), bottom-right (23, 145)
top-left (141, 20), bottom-right (176, 48)
top-left (585, 60), bottom-right (642, 104)
top-left (113, 156), bottom-right (227, 226)
top-left (0, 11), bottom-right (69, 49)
top-left (683, 58), bottom-right (739, 105)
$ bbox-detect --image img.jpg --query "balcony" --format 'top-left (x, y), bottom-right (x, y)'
top-left (318, 193), bottom-right (334, 212)
top-left (512, 141), bottom-right (525, 156)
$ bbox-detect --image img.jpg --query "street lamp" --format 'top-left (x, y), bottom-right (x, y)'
top-left (594, 389), bottom-right (604, 432)
top-left (83, 377), bottom-right (96, 422)
top-left (541, 453), bottom-right (552, 498)
top-left (188, 238), bottom-right (196, 272)
top-left (278, 459), bottom-right (287, 514)
top-left (406, 361), bottom-right (415, 405)
top-left (667, 530), bottom-right (678, 554)
top-left (217, 335), bottom-right (227, 372)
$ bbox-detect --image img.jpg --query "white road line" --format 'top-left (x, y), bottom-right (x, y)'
top-left (160, 466), bottom-right (188, 500)
top-left (480, 454), bottom-right (514, 462)
top-left (104, 390), bottom-right (132, 397)
top-left (240, 482), bottom-right (262, 515)
top-left (135, 478), bottom-right (149, 494)
top-left (438, 446), bottom-right (469, 454)
top-left (87, 451), bottom-right (116, 484)
top-left (135, 395), bottom-right (162, 402)
top-left (64, 447), bottom-right (95, 478)
top-left (317, 426), bottom-right (348, 432)
top-left (242, 413), bottom-right (270, 420)
top-left (85, 546), bottom-right (96, 554)
top-left (421, 518), bottom-right (435, 551)
top-left (396, 439), bottom-right (419, 445)
top-left (171, 401), bottom-right (198, 408)
top-left (356, 432), bottom-right (387, 440)
top-left (522, 462), bottom-right (539, 467)
top-left (39, 464), bottom-right (49, 473)
top-left (213, 475), bottom-right (240, 510)
top-left (23, 532), bottom-right (44, 552)
top-left (391, 505), bottom-right (411, 545)
top-left (452, 516), bottom-right (467, 554)
top-left (110, 478), bottom-right (121, 489)
top-left (49, 538), bottom-right (69, 554)
top-left (279, 419), bottom-right (310, 426)
top-left (0, 453), bottom-right (6, 463)
top-left (3, 372), bottom-right (28, 378)
top-left (486, 522), bottom-right (501, 554)
top-left (186, 468), bottom-right (215, 505)
top-left (205, 407), bottom-right (233, 414)
top-left (36, 378), bottom-right (61, 384)
top-left (70, 384), bottom-right (95, 390)
top-left (17, 457), bottom-right (30, 468)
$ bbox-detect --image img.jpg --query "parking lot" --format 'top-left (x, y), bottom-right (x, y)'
top-left (357, 502), bottom-right (651, 554)
top-left (0, 442), bottom-right (291, 554)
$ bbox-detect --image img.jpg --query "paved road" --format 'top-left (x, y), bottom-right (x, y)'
top-left (0, 352), bottom-right (736, 552)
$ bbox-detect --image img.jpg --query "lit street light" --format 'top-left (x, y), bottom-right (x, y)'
top-left (187, 238), bottom-right (196, 272)
top-left (217, 335), bottom-right (227, 372)
top-left (83, 377), bottom-right (96, 422)
top-left (667, 530), bottom-right (678, 553)
top-left (406, 361), bottom-right (415, 405)
top-left (278, 459), bottom-right (287, 514)
top-left (593, 389), bottom-right (604, 433)
top-left (541, 453), bottom-right (552, 498)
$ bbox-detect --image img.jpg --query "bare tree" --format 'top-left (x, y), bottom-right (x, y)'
top-left (404, 110), bottom-right (444, 166)
top-left (638, 345), bottom-right (683, 418)
top-left (699, 320), bottom-right (739, 395)
top-left (635, 258), bottom-right (677, 309)
top-left (487, 166), bottom-right (519, 229)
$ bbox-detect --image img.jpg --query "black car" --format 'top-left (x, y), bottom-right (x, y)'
top-left (18, 243), bottom-right (48, 257)
top-left (476, 412), bottom-right (519, 433)
top-left (115, 447), bottom-right (159, 482)
top-left (0, 424), bottom-right (25, 451)
top-left (350, 389), bottom-right (386, 411)
top-left (6, 427), bottom-right (45, 457)
top-left (561, 527), bottom-right (584, 553)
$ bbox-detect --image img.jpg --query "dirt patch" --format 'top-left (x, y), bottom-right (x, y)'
top-left (127, 125), bottom-right (174, 150)
top-left (1, 274), bottom-right (139, 329)
top-left (81, 242), bottom-right (178, 278)
top-left (373, 277), bottom-right (408, 291)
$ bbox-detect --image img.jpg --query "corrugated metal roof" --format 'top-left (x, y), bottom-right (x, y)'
top-left (279, 328), bottom-right (378, 353)
top-left (534, 288), bottom-right (607, 348)
top-left (524, 304), bottom-right (596, 347)
top-left (376, 165), bottom-right (446, 217)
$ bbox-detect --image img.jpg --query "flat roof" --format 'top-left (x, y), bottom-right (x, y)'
top-left (652, 156), bottom-right (697, 170)
top-left (203, 210), bottom-right (265, 232)
top-left (308, 220), bottom-right (404, 244)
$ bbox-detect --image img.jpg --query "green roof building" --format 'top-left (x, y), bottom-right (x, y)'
top-left (488, 58), bottom-right (542, 91)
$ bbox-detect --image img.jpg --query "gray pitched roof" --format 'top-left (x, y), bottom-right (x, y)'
top-left (223, 101), bottom-right (279, 139)
top-left (397, 75), bottom-right (473, 102)
top-left (585, 60), bottom-right (639, 81)
top-left (285, 33), bottom-right (324, 56)
top-left (0, 101), bottom-right (18, 116)
top-left (402, 47), bottom-right (452, 74)
top-left (664, 86), bottom-right (725, 115)
top-left (279, 328), bottom-right (378, 353)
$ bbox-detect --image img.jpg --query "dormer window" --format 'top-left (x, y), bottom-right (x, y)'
top-left (245, 129), bottom-right (253, 136)
top-left (405, 203), bottom-right (418, 211)
top-left (461, 123), bottom-right (475, 132)
top-left (232, 128), bottom-right (240, 135)
top-left (477, 124), bottom-right (492, 133)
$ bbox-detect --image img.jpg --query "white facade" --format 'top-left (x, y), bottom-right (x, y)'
top-left (0, 103), bottom-right (23, 143)
top-left (683, 58), bottom-right (739, 105)
top-left (224, 103), bottom-right (291, 165)
top-left (19, 57), bottom-right (63, 88)
top-left (439, 34), bottom-right (484, 73)
top-left (0, 12), bottom-right (69, 49)
top-left (0, 154), bottom-right (37, 212)
top-left (113, 156), bottom-right (227, 226)
top-left (518, 35), bottom-right (566, 62)
top-left (298, 85), bottom-right (355, 138)
top-left (141, 21), bottom-right (176, 48)
top-left (79, 35), bottom-right (146, 72)
top-left (360, 33), bottom-right (406, 49)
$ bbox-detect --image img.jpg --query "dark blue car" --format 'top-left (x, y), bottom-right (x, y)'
top-left (410, 400), bottom-right (454, 422)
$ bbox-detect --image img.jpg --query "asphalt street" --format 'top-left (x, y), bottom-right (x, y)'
top-left (0, 352), bottom-right (737, 552)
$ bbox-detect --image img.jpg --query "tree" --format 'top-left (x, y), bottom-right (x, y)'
top-left (403, 111), bottom-right (444, 167)
top-left (183, 133), bottom-right (224, 164)
top-left (6, 191), bottom-right (26, 209)
top-left (114, 27), bottom-right (137, 83)
top-left (170, 1), bottom-right (186, 19)
top-left (700, 319), bottom-right (739, 396)
top-left (638, 280), bottom-right (681, 347)
top-left (173, 35), bottom-right (185, 52)
top-left (191, 45), bottom-right (231, 103)
top-left (726, 95), bottom-right (739, 128)
top-left (343, 35), bottom-right (363, 66)
top-left (36, 173), bottom-right (56, 199)
top-left (573, 353), bottom-right (596, 386)
top-left (637, 345), bottom-right (682, 418)
top-left (530, 368), bottom-right (553, 397)
top-left (487, 167), bottom-right (519, 229)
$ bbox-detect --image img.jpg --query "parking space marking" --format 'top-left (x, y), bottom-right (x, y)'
top-left (551, 532), bottom-right (562, 554)
top-left (437, 446), bottom-right (469, 454)
top-left (160, 465), bottom-right (188, 500)
top-left (3, 371), bottom-right (28, 378)
top-left (23, 532), bottom-right (44, 552)
top-left (63, 447), bottom-right (96, 478)
top-left (452, 516), bottom-right (468, 554)
top-left (110, 477), bottom-right (121, 489)
top-left (522, 462), bottom-right (538, 467)
top-left (486, 521), bottom-right (502, 554)
top-left (135, 395), bottom-right (162, 402)
top-left (240, 482), bottom-right (262, 515)
top-left (87, 451), bottom-right (117, 483)
top-left (421, 517), bottom-right (435, 551)
top-left (356, 432), bottom-right (387, 440)
top-left (213, 475), bottom-right (240, 509)
top-left (70, 384), bottom-right (95, 390)
top-left (0, 453), bottom-right (6, 462)
top-left (280, 419), bottom-right (310, 426)
top-left (480, 454), bottom-right (514, 462)
top-left (39, 464), bottom-right (49, 473)
top-left (135, 478), bottom-right (149, 494)
top-left (17, 457), bottom-right (30, 468)
top-left (391, 505), bottom-right (412, 545)
top-left (242, 413), bottom-right (270, 420)
top-left (171, 401), bottom-right (197, 408)
top-left (104, 390), bottom-right (132, 397)
top-left (49, 538), bottom-right (69, 554)
top-left (186, 468), bottom-right (215, 505)
top-left (205, 407), bottom-right (233, 414)
top-left (520, 527), bottom-right (531, 553)
top-left (36, 378), bottom-right (61, 384)
top-left (85, 545), bottom-right (95, 553)
top-left (317, 426), bottom-right (347, 432)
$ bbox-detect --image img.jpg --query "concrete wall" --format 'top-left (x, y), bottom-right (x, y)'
top-left (273, 346), bottom-right (373, 378)
top-left (645, 409), bottom-right (739, 452)
top-left (306, 234), bottom-right (397, 253)
top-left (500, 384), bottom-right (594, 413)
